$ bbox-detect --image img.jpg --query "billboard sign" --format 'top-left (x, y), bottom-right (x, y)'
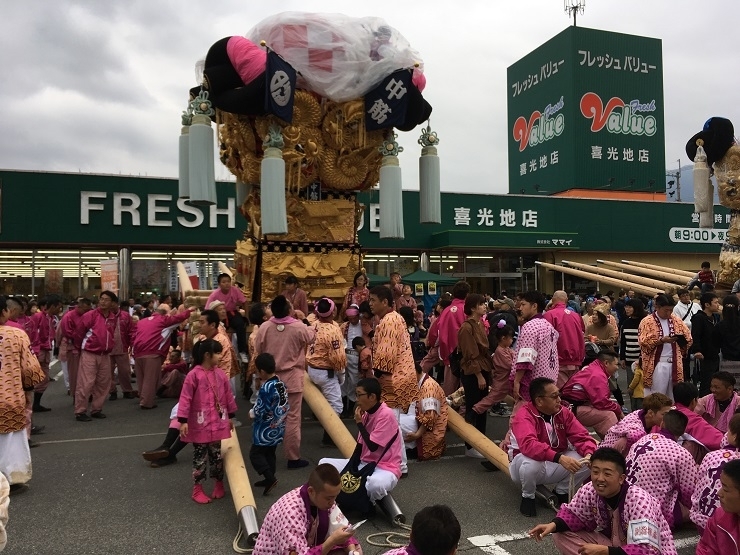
top-left (507, 26), bottom-right (665, 195)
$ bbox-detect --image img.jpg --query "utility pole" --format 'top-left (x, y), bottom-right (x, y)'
top-left (675, 159), bottom-right (681, 202)
top-left (565, 0), bottom-right (585, 26)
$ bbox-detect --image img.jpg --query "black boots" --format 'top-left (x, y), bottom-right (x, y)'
top-left (340, 397), bottom-right (356, 419)
top-left (33, 392), bottom-right (51, 412)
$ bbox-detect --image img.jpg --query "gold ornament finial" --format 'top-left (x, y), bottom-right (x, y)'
top-left (697, 138), bottom-right (705, 146)
top-left (414, 62), bottom-right (420, 68)
top-left (260, 40), bottom-right (266, 47)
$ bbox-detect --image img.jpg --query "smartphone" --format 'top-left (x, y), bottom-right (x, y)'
top-left (347, 519), bottom-right (367, 532)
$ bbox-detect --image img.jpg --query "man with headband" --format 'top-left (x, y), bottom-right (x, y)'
top-left (307, 298), bottom-right (347, 447)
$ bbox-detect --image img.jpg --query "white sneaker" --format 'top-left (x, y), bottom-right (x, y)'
top-left (232, 419), bottom-right (243, 428)
top-left (465, 448), bottom-right (485, 459)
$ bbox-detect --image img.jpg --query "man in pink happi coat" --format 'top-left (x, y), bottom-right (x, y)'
top-left (561, 350), bottom-right (624, 439)
top-left (543, 290), bottom-right (585, 388)
top-left (29, 295), bottom-right (63, 412)
top-left (109, 297), bottom-right (137, 400)
top-left (509, 377), bottom-right (596, 517)
top-left (435, 281), bottom-right (470, 395)
top-left (252, 464), bottom-right (360, 555)
top-left (253, 295), bottom-right (316, 469)
top-left (73, 291), bottom-right (119, 421)
top-left (625, 410), bottom-right (698, 529)
top-left (529, 447), bottom-right (676, 555)
top-left (672, 381), bottom-right (724, 463)
top-left (132, 304), bottom-right (192, 409)
top-left (510, 291), bottom-right (559, 405)
top-left (696, 459), bottom-right (740, 555)
top-left (694, 371), bottom-right (739, 434)
top-left (600, 393), bottom-right (674, 456)
top-left (690, 413), bottom-right (740, 532)
top-left (59, 299), bottom-right (92, 398)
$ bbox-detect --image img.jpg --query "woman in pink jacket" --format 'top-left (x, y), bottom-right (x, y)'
top-left (177, 339), bottom-right (237, 504)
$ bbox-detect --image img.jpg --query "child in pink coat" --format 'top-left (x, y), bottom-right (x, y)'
top-left (178, 338), bottom-right (237, 504)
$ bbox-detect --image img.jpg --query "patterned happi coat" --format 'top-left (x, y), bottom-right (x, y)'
top-left (557, 482), bottom-right (677, 555)
top-left (601, 410), bottom-right (654, 452)
top-left (625, 431), bottom-right (698, 528)
top-left (372, 310), bottom-right (418, 412)
top-left (510, 315), bottom-right (559, 402)
top-left (253, 485), bottom-right (358, 555)
top-left (690, 447), bottom-right (740, 530)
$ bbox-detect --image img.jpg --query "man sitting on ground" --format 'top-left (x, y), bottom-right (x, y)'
top-left (252, 463), bottom-right (361, 555)
top-left (695, 371), bottom-right (739, 434)
top-left (320, 378), bottom-right (403, 506)
top-left (529, 447), bottom-right (676, 555)
top-left (600, 393), bottom-right (674, 456)
top-left (673, 381), bottom-right (724, 463)
top-left (401, 363), bottom-right (448, 462)
top-left (561, 350), bottom-right (624, 439)
top-left (510, 377), bottom-right (597, 517)
top-left (382, 504), bottom-right (461, 555)
top-left (696, 459), bottom-right (740, 555)
top-left (625, 409), bottom-right (698, 529)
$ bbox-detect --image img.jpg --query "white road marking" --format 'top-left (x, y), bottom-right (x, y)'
top-left (38, 432), bottom-right (163, 445)
top-left (468, 532), bottom-right (699, 554)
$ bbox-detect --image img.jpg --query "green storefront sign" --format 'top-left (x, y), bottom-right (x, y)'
top-left (507, 26), bottom-right (665, 195)
top-left (357, 190), bottom-right (728, 254)
top-left (0, 170), bottom-right (246, 248)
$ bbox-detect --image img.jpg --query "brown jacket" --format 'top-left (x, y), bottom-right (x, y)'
top-left (457, 318), bottom-right (493, 376)
top-left (0, 325), bottom-right (44, 434)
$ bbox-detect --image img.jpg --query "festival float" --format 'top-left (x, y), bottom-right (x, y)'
top-left (180, 12), bottom-right (439, 305)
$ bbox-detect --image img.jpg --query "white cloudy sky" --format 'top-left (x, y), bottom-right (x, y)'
top-left (1, 0), bottom-right (738, 195)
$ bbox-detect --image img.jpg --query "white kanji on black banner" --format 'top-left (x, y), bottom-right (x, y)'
top-left (265, 50), bottom-right (296, 123)
top-left (364, 69), bottom-right (412, 130)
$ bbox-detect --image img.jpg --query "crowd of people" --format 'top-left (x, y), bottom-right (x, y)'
top-left (2, 270), bottom-right (740, 554)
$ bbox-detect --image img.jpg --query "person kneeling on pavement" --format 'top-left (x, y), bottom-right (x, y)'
top-left (509, 377), bottom-right (597, 517)
top-left (529, 447), bottom-right (676, 554)
top-left (253, 463), bottom-right (362, 555)
top-left (141, 402), bottom-right (189, 467)
top-left (320, 378), bottom-right (403, 513)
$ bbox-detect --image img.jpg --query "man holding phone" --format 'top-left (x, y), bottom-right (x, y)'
top-left (637, 294), bottom-right (692, 400)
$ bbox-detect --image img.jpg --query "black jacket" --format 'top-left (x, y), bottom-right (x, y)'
top-left (691, 310), bottom-right (720, 360)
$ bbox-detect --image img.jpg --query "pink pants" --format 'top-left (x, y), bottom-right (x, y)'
top-left (75, 351), bottom-right (112, 415)
top-left (110, 353), bottom-right (134, 393)
top-left (135, 355), bottom-right (163, 408)
top-left (574, 405), bottom-right (618, 439)
top-left (68, 351), bottom-right (80, 397)
top-left (283, 391), bottom-right (303, 461)
top-left (159, 371), bottom-right (184, 399)
top-left (473, 366), bottom-right (511, 413)
top-left (34, 350), bottom-right (51, 393)
top-left (553, 530), bottom-right (614, 554)
top-left (557, 365), bottom-right (580, 389)
top-left (442, 364), bottom-right (460, 396)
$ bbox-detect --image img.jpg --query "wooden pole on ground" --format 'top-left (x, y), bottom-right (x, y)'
top-left (620, 259), bottom-right (696, 279)
top-left (536, 261), bottom-right (662, 296)
top-left (561, 260), bottom-right (678, 291)
top-left (597, 260), bottom-right (685, 286)
top-left (221, 430), bottom-right (260, 545)
top-left (446, 410), bottom-right (510, 475)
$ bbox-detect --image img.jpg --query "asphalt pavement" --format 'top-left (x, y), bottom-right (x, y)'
top-left (4, 365), bottom-right (699, 555)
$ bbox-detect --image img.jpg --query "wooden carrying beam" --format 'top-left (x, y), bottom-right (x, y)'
top-left (221, 430), bottom-right (260, 545)
top-left (302, 374), bottom-right (406, 524)
top-left (536, 261), bottom-right (662, 296)
top-left (597, 260), bottom-right (685, 286)
top-left (621, 259), bottom-right (696, 279)
top-left (446, 410), bottom-right (510, 475)
top-left (561, 260), bottom-right (677, 291)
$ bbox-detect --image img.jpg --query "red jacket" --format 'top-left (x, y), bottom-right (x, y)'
top-left (697, 507), bottom-right (740, 555)
top-left (560, 359), bottom-right (622, 417)
top-left (111, 309), bottom-right (136, 354)
top-left (674, 402), bottom-right (724, 451)
top-left (133, 311), bottom-right (191, 358)
top-left (74, 308), bottom-right (118, 355)
top-left (29, 311), bottom-right (55, 354)
top-left (60, 309), bottom-right (85, 354)
top-left (436, 298), bottom-right (466, 364)
top-left (510, 401), bottom-right (597, 462)
top-left (543, 302), bottom-right (585, 366)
